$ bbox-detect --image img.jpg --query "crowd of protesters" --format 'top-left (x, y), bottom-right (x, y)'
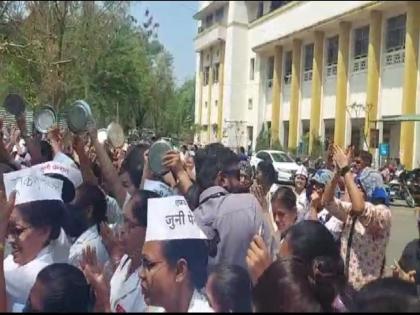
top-left (0, 111), bottom-right (419, 313)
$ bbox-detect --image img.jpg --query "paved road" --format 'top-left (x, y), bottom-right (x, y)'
top-left (385, 200), bottom-right (418, 274)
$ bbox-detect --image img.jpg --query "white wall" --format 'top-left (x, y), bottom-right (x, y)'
top-left (380, 66), bottom-right (404, 116)
top-left (323, 78), bottom-right (336, 119)
top-left (201, 85), bottom-right (209, 124)
top-left (223, 25), bottom-right (249, 122)
top-left (210, 82), bottom-right (219, 124)
top-left (198, 1), bottom-right (213, 11)
top-left (249, 1), bottom-right (374, 50)
top-left (301, 81), bottom-right (312, 120)
top-left (348, 72), bottom-right (367, 118)
top-left (281, 85), bottom-right (291, 122)
top-left (195, 52), bottom-right (201, 124)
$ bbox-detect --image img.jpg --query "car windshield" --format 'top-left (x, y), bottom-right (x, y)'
top-left (271, 152), bottom-right (294, 163)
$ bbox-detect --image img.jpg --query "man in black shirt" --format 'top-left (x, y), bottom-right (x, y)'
top-left (393, 209), bottom-right (420, 288)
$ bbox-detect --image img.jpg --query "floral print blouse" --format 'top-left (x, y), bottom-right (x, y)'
top-left (325, 199), bottom-right (392, 290)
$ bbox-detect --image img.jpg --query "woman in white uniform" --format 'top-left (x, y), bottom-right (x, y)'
top-left (293, 165), bottom-right (309, 222)
top-left (2, 198), bottom-right (65, 312)
top-left (68, 183), bottom-right (109, 268)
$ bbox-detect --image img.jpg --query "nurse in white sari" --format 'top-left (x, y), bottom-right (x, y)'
top-left (68, 183), bottom-right (109, 268)
top-left (2, 195), bottom-right (65, 312)
top-left (81, 189), bottom-right (160, 312)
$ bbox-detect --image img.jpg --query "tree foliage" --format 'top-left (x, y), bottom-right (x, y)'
top-left (0, 1), bottom-right (194, 139)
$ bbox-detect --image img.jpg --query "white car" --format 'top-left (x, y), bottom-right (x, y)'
top-left (250, 150), bottom-right (299, 183)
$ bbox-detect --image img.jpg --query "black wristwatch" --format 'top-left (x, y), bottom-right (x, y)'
top-left (340, 165), bottom-right (351, 176)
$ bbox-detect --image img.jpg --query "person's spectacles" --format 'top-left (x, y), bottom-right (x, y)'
top-left (223, 168), bottom-right (240, 180)
top-left (140, 257), bottom-right (165, 273)
top-left (7, 224), bottom-right (32, 238)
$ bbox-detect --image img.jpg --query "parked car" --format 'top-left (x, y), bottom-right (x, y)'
top-left (250, 150), bottom-right (300, 184)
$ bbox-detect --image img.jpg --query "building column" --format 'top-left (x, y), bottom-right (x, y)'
top-left (217, 44), bottom-right (225, 141)
top-left (309, 31), bottom-right (324, 154)
top-left (365, 11), bottom-right (382, 153)
top-left (288, 39), bottom-right (302, 150)
top-left (271, 45), bottom-right (283, 145)
top-left (400, 2), bottom-right (420, 169)
top-left (207, 49), bottom-right (213, 143)
top-left (334, 22), bottom-right (351, 148)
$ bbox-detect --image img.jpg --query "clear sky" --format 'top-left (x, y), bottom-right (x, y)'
top-left (130, 1), bottom-right (198, 86)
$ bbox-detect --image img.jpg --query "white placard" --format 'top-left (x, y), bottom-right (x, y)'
top-left (3, 167), bottom-right (39, 199)
top-left (4, 170), bottom-right (63, 205)
top-left (144, 179), bottom-right (174, 197)
top-left (145, 196), bottom-right (207, 242)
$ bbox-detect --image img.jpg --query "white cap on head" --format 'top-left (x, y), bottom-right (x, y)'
top-left (3, 168), bottom-right (63, 205)
top-left (35, 158), bottom-right (83, 189)
top-left (145, 196), bottom-right (207, 242)
top-left (295, 165), bottom-right (308, 178)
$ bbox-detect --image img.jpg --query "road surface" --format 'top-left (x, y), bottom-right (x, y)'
top-left (385, 200), bottom-right (418, 274)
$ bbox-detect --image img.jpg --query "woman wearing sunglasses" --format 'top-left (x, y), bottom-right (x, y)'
top-left (0, 187), bottom-right (65, 312)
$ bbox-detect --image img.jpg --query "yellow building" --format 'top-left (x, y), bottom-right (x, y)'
top-left (194, 1), bottom-right (420, 169)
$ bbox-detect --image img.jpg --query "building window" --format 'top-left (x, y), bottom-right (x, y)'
top-left (327, 36), bottom-right (339, 65)
top-left (215, 100), bottom-right (218, 107)
top-left (352, 26), bottom-right (369, 73)
top-left (205, 14), bottom-right (214, 28)
top-left (257, 1), bottom-right (264, 19)
top-left (250, 58), bottom-right (255, 80)
top-left (204, 66), bottom-right (210, 85)
top-left (386, 14), bottom-right (406, 52)
top-left (213, 63), bottom-right (220, 83)
top-left (284, 50), bottom-right (292, 84)
top-left (205, 101), bottom-right (208, 108)
top-left (215, 7), bottom-right (224, 23)
top-left (304, 44), bottom-right (314, 71)
top-left (303, 44), bottom-right (313, 82)
top-left (267, 56), bottom-right (274, 88)
top-left (248, 98), bottom-right (253, 110)
top-left (326, 36), bottom-right (338, 77)
top-left (354, 26), bottom-right (369, 59)
top-left (270, 1), bottom-right (289, 11)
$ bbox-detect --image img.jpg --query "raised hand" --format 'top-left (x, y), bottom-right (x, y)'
top-left (72, 134), bottom-right (85, 154)
top-left (310, 190), bottom-right (322, 212)
top-left (246, 234), bottom-right (272, 285)
top-left (10, 127), bottom-right (20, 145)
top-left (80, 245), bottom-right (110, 312)
top-left (15, 113), bottom-right (27, 138)
top-left (87, 121), bottom-right (98, 142)
top-left (0, 190), bottom-right (16, 240)
top-left (332, 144), bottom-right (349, 169)
top-left (250, 183), bottom-right (268, 212)
top-left (162, 150), bottom-right (184, 177)
top-left (100, 222), bottom-right (125, 267)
